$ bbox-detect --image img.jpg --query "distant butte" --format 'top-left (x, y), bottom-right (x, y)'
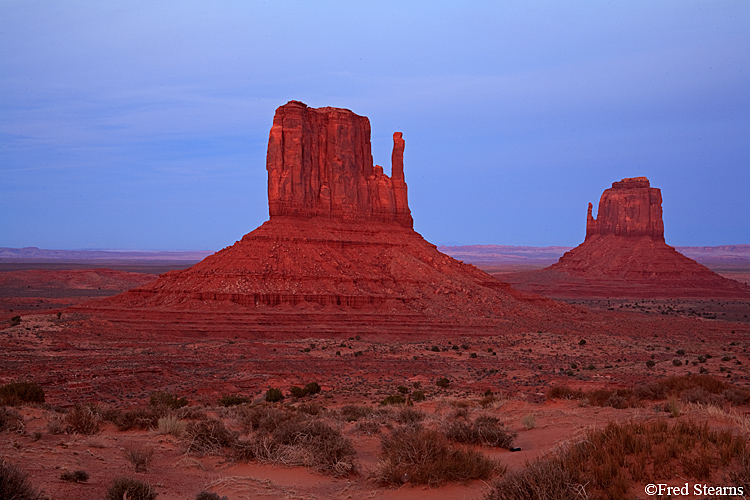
top-left (505, 177), bottom-right (750, 299)
top-left (72, 101), bottom-right (572, 338)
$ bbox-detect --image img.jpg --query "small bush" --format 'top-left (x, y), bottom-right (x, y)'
top-left (0, 460), bottom-right (44, 500)
top-left (339, 405), bottom-right (373, 422)
top-left (0, 381), bottom-right (45, 405)
top-left (237, 404), bottom-right (294, 433)
top-left (646, 360), bottom-right (656, 368)
top-left (445, 415), bottom-right (516, 449)
top-left (381, 395), bottom-right (406, 406)
top-left (218, 394), bottom-right (250, 407)
top-left (0, 406), bottom-right (24, 433)
top-left (289, 386), bottom-right (307, 398)
top-left (412, 390), bottom-right (426, 402)
top-left (305, 382), bottom-right (321, 395)
top-left (64, 405), bottom-right (101, 435)
top-left (265, 388), bottom-right (284, 403)
top-left (375, 427), bottom-right (497, 486)
top-left (396, 407), bottom-right (425, 425)
top-left (123, 444), bottom-right (154, 472)
top-left (485, 457), bottom-right (578, 500)
top-left (60, 470), bottom-right (89, 483)
top-left (436, 377), bottom-right (450, 389)
top-left (106, 477), bottom-right (157, 500)
top-left (184, 419), bottom-right (237, 454)
top-left (149, 390), bottom-right (188, 409)
top-left (114, 407), bottom-right (162, 431)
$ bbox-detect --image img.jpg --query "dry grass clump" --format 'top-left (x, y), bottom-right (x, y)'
top-left (243, 416), bottom-right (356, 476)
top-left (0, 381), bottom-right (45, 406)
top-left (375, 426), bottom-right (498, 486)
top-left (338, 404), bottom-right (374, 422)
top-left (486, 419), bottom-right (748, 500)
top-left (123, 444), bottom-right (155, 472)
top-left (0, 460), bottom-right (44, 500)
top-left (445, 415), bottom-right (516, 449)
top-left (106, 477), bottom-right (157, 500)
top-left (111, 406), bottom-right (163, 431)
top-left (0, 406), bottom-right (24, 433)
top-left (395, 407), bottom-right (425, 425)
top-left (158, 415), bottom-right (186, 437)
top-left (184, 418), bottom-right (237, 454)
top-left (235, 403), bottom-right (296, 433)
top-left (149, 390), bottom-right (188, 410)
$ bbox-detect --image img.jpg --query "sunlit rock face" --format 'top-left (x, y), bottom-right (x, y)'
top-left (266, 101), bottom-right (412, 227)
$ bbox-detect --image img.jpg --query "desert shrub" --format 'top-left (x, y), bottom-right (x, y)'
top-left (265, 387), bottom-right (284, 403)
top-left (305, 382), bottom-right (321, 395)
top-left (218, 394), bottom-right (251, 407)
top-left (123, 444), bottom-right (154, 472)
top-left (375, 427), bottom-right (497, 486)
top-left (723, 387), bottom-right (750, 406)
top-left (196, 492), bottom-right (228, 500)
top-left (645, 360), bottom-right (655, 368)
top-left (445, 415), bottom-right (516, 449)
top-left (0, 381), bottom-right (44, 405)
top-left (682, 386), bottom-right (724, 407)
top-left (546, 386), bottom-right (582, 400)
top-left (106, 477), bottom-right (157, 500)
top-left (0, 406), bottom-right (24, 433)
top-left (60, 470), bottom-right (89, 483)
top-left (289, 386), bottom-right (307, 398)
top-left (381, 395), bottom-right (406, 406)
top-left (339, 404), bottom-right (373, 422)
top-left (353, 419), bottom-right (382, 435)
top-left (114, 406), bottom-right (162, 431)
top-left (397, 385), bottom-right (409, 394)
top-left (412, 390), bottom-right (426, 402)
top-left (64, 405), bottom-right (101, 435)
top-left (149, 390), bottom-right (188, 409)
top-left (236, 404), bottom-right (295, 433)
top-left (255, 418), bottom-right (356, 476)
top-left (158, 415), bottom-right (186, 437)
top-left (296, 402), bottom-right (324, 416)
top-left (485, 456), bottom-right (580, 500)
top-left (396, 407), bottom-right (425, 425)
top-left (184, 418), bottom-right (237, 454)
top-left (0, 460), bottom-right (44, 500)
top-left (436, 377), bottom-right (450, 389)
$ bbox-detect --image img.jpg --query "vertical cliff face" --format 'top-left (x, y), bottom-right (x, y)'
top-left (266, 101), bottom-right (412, 227)
top-left (586, 177), bottom-right (664, 240)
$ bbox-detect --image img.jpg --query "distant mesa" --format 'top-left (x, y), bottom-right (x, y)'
top-left (505, 177), bottom-right (750, 299)
top-left (72, 101), bottom-right (566, 337)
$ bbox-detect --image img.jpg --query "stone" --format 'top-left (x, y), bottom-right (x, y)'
top-left (266, 101), bottom-right (412, 226)
top-left (586, 177), bottom-right (664, 240)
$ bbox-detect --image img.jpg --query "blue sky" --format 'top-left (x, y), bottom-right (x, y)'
top-left (1, 1), bottom-right (748, 250)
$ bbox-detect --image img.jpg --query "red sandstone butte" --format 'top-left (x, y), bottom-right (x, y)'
top-left (71, 101), bottom-right (570, 338)
top-left (267, 101), bottom-right (412, 226)
top-left (504, 177), bottom-right (750, 299)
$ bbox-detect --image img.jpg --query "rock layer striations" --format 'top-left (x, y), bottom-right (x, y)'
top-left (267, 101), bottom-right (412, 226)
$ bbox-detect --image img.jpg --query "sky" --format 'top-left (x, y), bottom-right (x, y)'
top-left (1, 1), bottom-right (748, 250)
